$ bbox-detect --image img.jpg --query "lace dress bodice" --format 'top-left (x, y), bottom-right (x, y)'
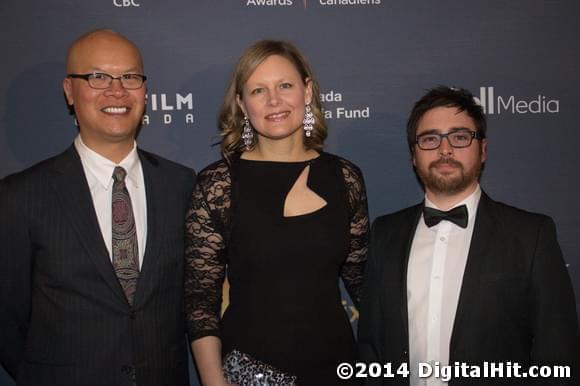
top-left (185, 152), bottom-right (369, 385)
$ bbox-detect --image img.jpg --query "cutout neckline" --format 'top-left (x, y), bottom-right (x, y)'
top-left (282, 164), bottom-right (328, 218)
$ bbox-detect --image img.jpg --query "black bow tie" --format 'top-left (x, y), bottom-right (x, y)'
top-left (423, 205), bottom-right (468, 228)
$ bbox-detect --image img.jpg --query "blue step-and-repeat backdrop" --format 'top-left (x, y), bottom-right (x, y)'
top-left (1, 1), bottom-right (579, 385)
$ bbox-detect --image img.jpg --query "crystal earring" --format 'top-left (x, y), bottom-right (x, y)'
top-left (242, 116), bottom-right (254, 149)
top-left (303, 104), bottom-right (314, 137)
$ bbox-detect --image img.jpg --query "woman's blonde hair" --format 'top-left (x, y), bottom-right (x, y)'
top-left (218, 40), bottom-right (327, 161)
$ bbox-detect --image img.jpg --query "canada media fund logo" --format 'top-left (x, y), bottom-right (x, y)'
top-left (476, 86), bottom-right (559, 115)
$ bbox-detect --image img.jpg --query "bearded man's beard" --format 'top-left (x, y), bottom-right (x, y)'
top-left (417, 156), bottom-right (482, 195)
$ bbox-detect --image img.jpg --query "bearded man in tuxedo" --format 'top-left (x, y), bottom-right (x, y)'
top-left (358, 86), bottom-right (578, 385)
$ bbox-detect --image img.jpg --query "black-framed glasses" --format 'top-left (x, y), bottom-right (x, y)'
top-left (415, 128), bottom-right (483, 150)
top-left (67, 72), bottom-right (147, 90)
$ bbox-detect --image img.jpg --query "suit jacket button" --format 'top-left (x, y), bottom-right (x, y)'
top-left (130, 310), bottom-right (136, 320)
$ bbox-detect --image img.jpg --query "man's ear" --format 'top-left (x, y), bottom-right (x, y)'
top-left (480, 138), bottom-right (488, 163)
top-left (63, 78), bottom-right (74, 106)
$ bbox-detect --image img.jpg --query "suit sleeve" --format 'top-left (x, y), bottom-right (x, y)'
top-left (529, 216), bottom-right (579, 385)
top-left (358, 217), bottom-right (396, 386)
top-left (0, 178), bottom-right (32, 379)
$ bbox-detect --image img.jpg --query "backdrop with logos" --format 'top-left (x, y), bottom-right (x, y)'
top-left (1, 1), bottom-right (579, 385)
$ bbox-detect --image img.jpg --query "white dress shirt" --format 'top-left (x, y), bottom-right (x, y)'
top-left (74, 135), bottom-right (147, 268)
top-left (407, 186), bottom-right (481, 386)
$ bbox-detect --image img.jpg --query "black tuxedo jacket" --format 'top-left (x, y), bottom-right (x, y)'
top-left (0, 146), bottom-right (195, 386)
top-left (358, 192), bottom-right (579, 385)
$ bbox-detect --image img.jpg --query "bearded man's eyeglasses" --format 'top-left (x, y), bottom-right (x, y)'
top-left (415, 128), bottom-right (483, 150)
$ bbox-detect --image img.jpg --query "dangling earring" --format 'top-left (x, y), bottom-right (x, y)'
top-left (303, 104), bottom-right (314, 137)
top-left (242, 116), bottom-right (254, 150)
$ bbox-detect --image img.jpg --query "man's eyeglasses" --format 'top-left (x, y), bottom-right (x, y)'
top-left (67, 72), bottom-right (147, 90)
top-left (415, 128), bottom-right (483, 150)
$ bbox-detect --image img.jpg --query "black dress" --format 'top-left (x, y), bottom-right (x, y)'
top-left (186, 152), bottom-right (369, 385)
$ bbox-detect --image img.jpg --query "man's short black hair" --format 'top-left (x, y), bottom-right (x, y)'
top-left (406, 86), bottom-right (487, 151)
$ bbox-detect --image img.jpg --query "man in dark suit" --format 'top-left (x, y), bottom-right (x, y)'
top-left (0, 29), bottom-right (194, 386)
top-left (358, 86), bottom-right (578, 385)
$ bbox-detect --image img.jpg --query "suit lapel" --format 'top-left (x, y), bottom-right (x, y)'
top-left (51, 146), bottom-right (128, 304)
top-left (450, 192), bottom-right (497, 351)
top-left (133, 150), bottom-right (166, 306)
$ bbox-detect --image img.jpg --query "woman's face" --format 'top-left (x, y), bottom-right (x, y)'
top-left (237, 54), bottom-right (312, 144)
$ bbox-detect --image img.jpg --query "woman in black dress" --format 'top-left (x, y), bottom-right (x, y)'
top-left (186, 40), bottom-right (369, 386)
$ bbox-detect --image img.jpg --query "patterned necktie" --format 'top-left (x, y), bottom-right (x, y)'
top-left (423, 204), bottom-right (468, 228)
top-left (112, 166), bottom-right (139, 305)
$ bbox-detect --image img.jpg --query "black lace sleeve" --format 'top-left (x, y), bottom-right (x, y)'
top-left (338, 158), bottom-right (370, 307)
top-left (185, 160), bottom-right (232, 342)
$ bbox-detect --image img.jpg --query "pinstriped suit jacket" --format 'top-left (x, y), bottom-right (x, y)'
top-left (0, 146), bottom-right (195, 386)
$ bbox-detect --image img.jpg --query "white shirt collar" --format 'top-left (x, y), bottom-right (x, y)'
top-left (74, 135), bottom-right (141, 190)
top-left (424, 184), bottom-right (482, 227)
